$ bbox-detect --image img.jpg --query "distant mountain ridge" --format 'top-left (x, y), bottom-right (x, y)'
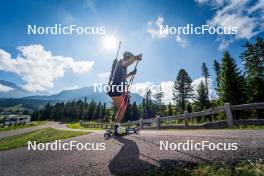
top-left (25, 86), bottom-right (143, 105)
top-left (0, 80), bottom-right (34, 98)
top-left (0, 80), bottom-right (143, 110)
top-left (0, 80), bottom-right (24, 91)
top-left (0, 80), bottom-right (48, 98)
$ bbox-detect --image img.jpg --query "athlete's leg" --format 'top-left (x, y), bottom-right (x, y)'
top-left (111, 96), bottom-right (126, 122)
top-left (116, 93), bottom-right (129, 122)
top-left (116, 105), bottom-right (126, 122)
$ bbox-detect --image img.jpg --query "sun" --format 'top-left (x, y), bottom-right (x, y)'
top-left (102, 35), bottom-right (118, 50)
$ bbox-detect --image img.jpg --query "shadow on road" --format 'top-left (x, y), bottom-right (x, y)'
top-left (108, 136), bottom-right (202, 176)
top-left (109, 136), bottom-right (156, 176)
top-left (131, 135), bottom-right (211, 163)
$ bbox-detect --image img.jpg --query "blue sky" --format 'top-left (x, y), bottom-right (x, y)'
top-left (0, 0), bottom-right (263, 98)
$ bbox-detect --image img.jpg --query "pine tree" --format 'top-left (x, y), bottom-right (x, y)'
top-left (124, 100), bottom-right (132, 122)
top-left (173, 69), bottom-right (194, 113)
top-left (219, 51), bottom-right (245, 105)
top-left (88, 100), bottom-right (97, 120)
top-left (153, 89), bottom-right (164, 115)
top-left (142, 89), bottom-right (155, 119)
top-left (94, 102), bottom-right (101, 120)
top-left (131, 101), bottom-right (139, 121)
top-left (213, 60), bottom-right (221, 95)
top-left (241, 37), bottom-right (264, 103)
top-left (186, 103), bottom-right (192, 113)
top-left (105, 109), bottom-right (111, 122)
top-left (144, 89), bottom-right (152, 106)
top-left (34, 100), bottom-right (111, 122)
top-left (195, 81), bottom-right (209, 111)
top-left (202, 62), bottom-right (210, 97)
top-left (101, 103), bottom-right (107, 119)
top-left (43, 103), bottom-right (51, 119)
top-left (167, 103), bottom-right (173, 116)
top-left (153, 90), bottom-right (164, 105)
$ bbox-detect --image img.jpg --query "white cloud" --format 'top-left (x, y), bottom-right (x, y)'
top-left (96, 72), bottom-right (110, 84)
top-left (85, 0), bottom-right (97, 14)
top-left (64, 85), bottom-right (79, 90)
top-left (248, 0), bottom-right (264, 14)
top-left (62, 13), bottom-right (76, 24)
top-left (175, 35), bottom-right (188, 47)
top-left (147, 16), bottom-right (187, 47)
top-left (131, 78), bottom-right (216, 105)
top-left (0, 45), bottom-right (94, 92)
top-left (147, 16), bottom-right (169, 38)
top-left (131, 81), bottom-right (176, 105)
top-left (160, 81), bottom-right (174, 104)
top-left (97, 72), bottom-right (110, 79)
top-left (131, 81), bottom-right (158, 98)
top-left (195, 0), bottom-right (226, 7)
top-left (191, 77), bottom-right (217, 99)
top-left (0, 84), bottom-right (14, 92)
top-left (217, 37), bottom-right (234, 50)
top-left (196, 0), bottom-right (264, 49)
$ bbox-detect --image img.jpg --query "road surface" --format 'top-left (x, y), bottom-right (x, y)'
top-left (0, 121), bottom-right (101, 139)
top-left (1, 123), bottom-right (264, 175)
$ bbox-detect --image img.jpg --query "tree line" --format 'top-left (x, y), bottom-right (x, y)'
top-left (171, 37), bottom-right (264, 121)
top-left (33, 37), bottom-right (264, 122)
top-left (32, 98), bottom-right (109, 122)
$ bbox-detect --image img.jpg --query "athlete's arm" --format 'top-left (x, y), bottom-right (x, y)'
top-left (122, 54), bottom-right (142, 67)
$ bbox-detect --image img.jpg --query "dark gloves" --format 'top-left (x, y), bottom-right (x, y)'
top-left (136, 54), bottom-right (142, 61)
top-left (130, 68), bottom-right (137, 75)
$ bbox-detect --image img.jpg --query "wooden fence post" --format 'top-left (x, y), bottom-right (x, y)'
top-left (184, 111), bottom-right (189, 128)
top-left (224, 103), bottom-right (233, 128)
top-left (156, 116), bottom-right (160, 130)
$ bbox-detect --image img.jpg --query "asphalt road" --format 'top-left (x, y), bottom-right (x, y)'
top-left (0, 122), bottom-right (52, 139)
top-left (0, 121), bottom-right (101, 139)
top-left (1, 125), bottom-right (264, 176)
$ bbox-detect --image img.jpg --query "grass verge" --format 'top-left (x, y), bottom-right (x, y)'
top-left (148, 160), bottom-right (264, 176)
top-left (0, 127), bottom-right (89, 151)
top-left (0, 121), bottom-right (47, 132)
top-left (66, 122), bottom-right (104, 130)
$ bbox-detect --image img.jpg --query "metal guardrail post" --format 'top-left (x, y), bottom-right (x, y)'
top-left (224, 103), bottom-right (233, 128)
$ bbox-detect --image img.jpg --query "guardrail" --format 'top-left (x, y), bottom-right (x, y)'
top-left (122, 102), bottom-right (264, 129)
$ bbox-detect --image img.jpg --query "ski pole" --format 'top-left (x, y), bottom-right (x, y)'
top-left (110, 41), bottom-right (122, 85)
top-left (119, 59), bottom-right (140, 114)
top-left (115, 41), bottom-right (121, 60)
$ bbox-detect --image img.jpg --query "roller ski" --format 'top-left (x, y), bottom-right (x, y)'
top-left (104, 124), bottom-right (139, 140)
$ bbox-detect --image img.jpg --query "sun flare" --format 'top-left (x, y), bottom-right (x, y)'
top-left (102, 35), bottom-right (118, 50)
